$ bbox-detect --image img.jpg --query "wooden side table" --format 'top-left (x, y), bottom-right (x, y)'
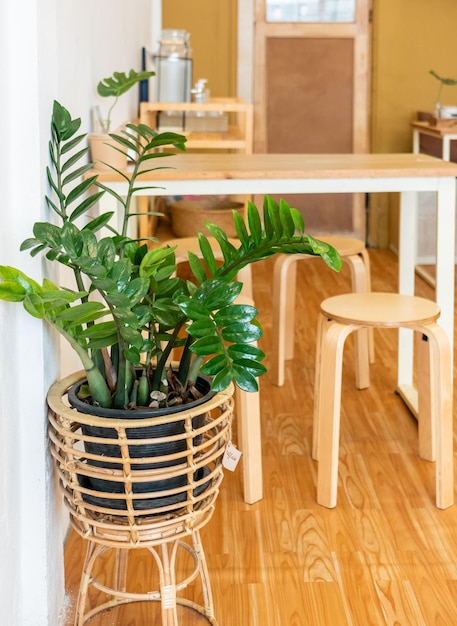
top-left (411, 120), bottom-right (457, 161)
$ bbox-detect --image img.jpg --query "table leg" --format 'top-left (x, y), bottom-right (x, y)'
top-left (397, 180), bottom-right (456, 415)
top-left (412, 129), bottom-right (420, 154)
top-left (435, 177), bottom-right (455, 376)
top-left (397, 190), bottom-right (418, 413)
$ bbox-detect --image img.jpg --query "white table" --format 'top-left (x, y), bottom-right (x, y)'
top-left (94, 152), bottom-right (457, 499)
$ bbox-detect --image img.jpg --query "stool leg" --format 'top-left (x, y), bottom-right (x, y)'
top-left (238, 265), bottom-right (254, 300)
top-left (312, 311), bottom-right (325, 460)
top-left (359, 249), bottom-right (375, 363)
top-left (235, 385), bottom-right (263, 504)
top-left (345, 253), bottom-right (371, 388)
top-left (419, 322), bottom-right (453, 509)
top-left (271, 254), bottom-right (299, 386)
top-left (315, 315), bottom-right (355, 507)
top-left (415, 331), bottom-right (435, 462)
top-left (234, 294), bottom-right (263, 504)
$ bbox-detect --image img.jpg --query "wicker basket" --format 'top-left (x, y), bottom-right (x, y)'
top-left (170, 198), bottom-right (244, 238)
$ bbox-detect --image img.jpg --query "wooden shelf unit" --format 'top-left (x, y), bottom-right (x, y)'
top-left (139, 98), bottom-right (253, 154)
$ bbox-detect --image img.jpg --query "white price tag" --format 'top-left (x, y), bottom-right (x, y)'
top-left (222, 442), bottom-right (242, 471)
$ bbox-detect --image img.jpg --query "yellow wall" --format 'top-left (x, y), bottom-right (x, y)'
top-left (163, 1), bottom-right (457, 246)
top-left (371, 0), bottom-right (457, 154)
top-left (162, 0), bottom-right (237, 98)
top-left (371, 0), bottom-right (457, 247)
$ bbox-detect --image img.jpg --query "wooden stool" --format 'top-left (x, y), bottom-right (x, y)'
top-left (313, 292), bottom-right (453, 509)
top-left (166, 237), bottom-right (262, 505)
top-left (47, 372), bottom-right (234, 626)
top-left (271, 236), bottom-right (373, 387)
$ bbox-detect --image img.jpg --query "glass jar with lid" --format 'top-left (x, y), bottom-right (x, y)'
top-left (156, 29), bottom-right (192, 102)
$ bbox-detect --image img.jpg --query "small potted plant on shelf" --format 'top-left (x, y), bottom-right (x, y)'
top-left (0, 100), bottom-right (342, 510)
top-left (428, 69), bottom-right (457, 125)
top-left (90, 68), bottom-right (154, 169)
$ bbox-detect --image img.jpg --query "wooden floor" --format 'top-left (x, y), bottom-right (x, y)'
top-left (62, 248), bottom-right (457, 625)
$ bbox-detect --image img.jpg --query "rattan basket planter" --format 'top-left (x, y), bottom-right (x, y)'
top-left (170, 198), bottom-right (244, 238)
top-left (47, 370), bottom-right (234, 519)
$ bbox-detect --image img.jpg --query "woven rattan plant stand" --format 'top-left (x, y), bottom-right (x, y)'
top-left (48, 371), bottom-right (234, 625)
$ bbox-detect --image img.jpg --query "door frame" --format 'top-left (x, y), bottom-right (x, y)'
top-left (250, 0), bottom-right (371, 239)
top-left (252, 0), bottom-right (371, 155)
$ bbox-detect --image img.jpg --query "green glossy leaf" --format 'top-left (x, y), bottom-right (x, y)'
top-left (279, 199), bottom-right (295, 238)
top-left (190, 335), bottom-right (223, 355)
top-left (119, 326), bottom-right (144, 349)
top-left (177, 298), bottom-right (210, 321)
top-left (266, 195), bottom-right (283, 238)
top-left (83, 211), bottom-right (114, 233)
top-left (62, 163), bottom-right (97, 186)
top-left (54, 301), bottom-right (106, 324)
top-left (197, 234), bottom-right (217, 274)
top-left (109, 258), bottom-right (132, 291)
top-left (97, 69), bottom-right (155, 98)
top-left (68, 191), bottom-right (105, 222)
top-left (33, 222), bottom-right (62, 248)
top-left (23, 293), bottom-right (45, 318)
top-left (199, 280), bottom-right (242, 310)
top-left (187, 251), bottom-right (207, 284)
top-left (60, 132), bottom-right (87, 154)
top-left (0, 282), bottom-right (26, 302)
top-left (66, 177), bottom-right (98, 206)
top-left (187, 318), bottom-right (215, 338)
top-left (232, 358), bottom-right (267, 377)
top-left (247, 201), bottom-right (262, 245)
top-left (227, 343), bottom-right (265, 361)
top-left (213, 303), bottom-right (257, 326)
top-left (211, 367), bottom-right (233, 391)
top-left (105, 292), bottom-right (131, 308)
top-left (61, 223), bottom-right (83, 258)
top-left (290, 207), bottom-right (305, 235)
top-left (85, 333), bottom-right (119, 349)
top-left (152, 299), bottom-right (183, 326)
top-left (221, 322), bottom-right (263, 343)
top-left (61, 147), bottom-right (89, 174)
top-left (0, 266), bottom-right (41, 295)
top-left (125, 347), bottom-right (142, 366)
top-left (122, 277), bottom-right (149, 305)
top-left (200, 354), bottom-right (227, 376)
top-left (262, 196), bottom-right (275, 240)
top-left (233, 211), bottom-right (249, 246)
top-left (232, 366), bottom-right (259, 392)
top-left (78, 320), bottom-right (117, 338)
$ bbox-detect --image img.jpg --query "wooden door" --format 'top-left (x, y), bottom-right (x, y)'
top-left (254, 0), bottom-right (372, 238)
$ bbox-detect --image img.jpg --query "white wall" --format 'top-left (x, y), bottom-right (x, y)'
top-left (0, 1), bottom-right (152, 624)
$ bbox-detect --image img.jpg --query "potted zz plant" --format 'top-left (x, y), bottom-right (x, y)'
top-left (90, 68), bottom-right (154, 170)
top-left (0, 101), bottom-right (341, 511)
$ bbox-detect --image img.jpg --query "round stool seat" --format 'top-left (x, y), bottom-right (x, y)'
top-left (315, 235), bottom-right (366, 257)
top-left (321, 292), bottom-right (441, 327)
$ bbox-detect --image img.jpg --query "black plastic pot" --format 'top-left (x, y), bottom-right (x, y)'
top-left (68, 375), bottom-right (215, 511)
